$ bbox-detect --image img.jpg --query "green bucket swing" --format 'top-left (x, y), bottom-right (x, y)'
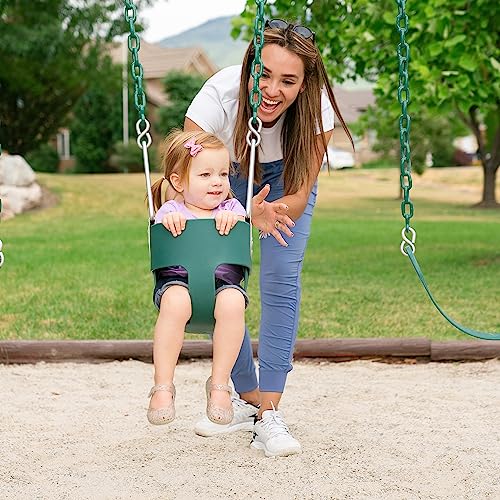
top-left (123, 0), bottom-right (266, 334)
top-left (395, 0), bottom-right (499, 341)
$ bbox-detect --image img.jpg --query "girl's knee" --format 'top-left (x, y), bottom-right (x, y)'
top-left (214, 288), bottom-right (245, 320)
top-left (159, 286), bottom-right (192, 321)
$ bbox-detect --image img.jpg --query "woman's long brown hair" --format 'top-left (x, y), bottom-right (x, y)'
top-left (233, 27), bottom-right (354, 195)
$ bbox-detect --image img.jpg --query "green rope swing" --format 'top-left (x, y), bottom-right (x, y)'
top-left (395, 0), bottom-right (499, 340)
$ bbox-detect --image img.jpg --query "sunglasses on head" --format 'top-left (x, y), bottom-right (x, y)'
top-left (265, 18), bottom-right (316, 42)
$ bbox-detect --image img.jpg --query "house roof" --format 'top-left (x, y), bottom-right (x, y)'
top-left (108, 40), bottom-right (218, 79)
top-left (107, 41), bottom-right (373, 121)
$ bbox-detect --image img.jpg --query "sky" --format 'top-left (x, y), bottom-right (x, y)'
top-left (141, 0), bottom-right (247, 42)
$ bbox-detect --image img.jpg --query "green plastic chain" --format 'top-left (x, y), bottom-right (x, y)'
top-left (249, 0), bottom-right (266, 126)
top-left (395, 0), bottom-right (499, 340)
top-left (396, 0), bottom-right (415, 254)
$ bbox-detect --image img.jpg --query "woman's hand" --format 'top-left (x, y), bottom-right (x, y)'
top-left (252, 184), bottom-right (295, 247)
top-left (162, 212), bottom-right (187, 237)
top-left (215, 211), bottom-right (243, 235)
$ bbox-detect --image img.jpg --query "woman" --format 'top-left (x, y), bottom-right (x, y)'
top-left (185, 19), bottom-right (353, 457)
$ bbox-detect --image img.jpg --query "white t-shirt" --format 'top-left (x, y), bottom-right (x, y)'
top-left (186, 65), bottom-right (335, 163)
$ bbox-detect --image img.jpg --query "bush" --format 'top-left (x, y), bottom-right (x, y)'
top-left (26, 144), bottom-right (60, 173)
top-left (70, 56), bottom-right (122, 173)
top-left (109, 141), bottom-right (159, 173)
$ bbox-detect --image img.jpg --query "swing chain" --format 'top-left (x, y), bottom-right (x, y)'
top-left (246, 117), bottom-right (262, 147)
top-left (123, 1), bottom-right (150, 142)
top-left (249, 0), bottom-right (266, 127)
top-left (124, 0), bottom-right (154, 220)
top-left (396, 0), bottom-right (415, 255)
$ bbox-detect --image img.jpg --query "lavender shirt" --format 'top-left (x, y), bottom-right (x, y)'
top-left (154, 199), bottom-right (247, 284)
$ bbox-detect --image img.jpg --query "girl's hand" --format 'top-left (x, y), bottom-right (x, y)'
top-left (252, 184), bottom-right (295, 247)
top-left (162, 212), bottom-right (187, 237)
top-left (215, 211), bottom-right (243, 235)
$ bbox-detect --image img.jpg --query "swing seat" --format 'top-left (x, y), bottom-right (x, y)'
top-left (150, 219), bottom-right (252, 334)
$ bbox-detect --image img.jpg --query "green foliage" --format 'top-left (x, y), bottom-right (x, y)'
top-left (71, 57), bottom-right (123, 173)
top-left (0, 0), bottom-right (152, 156)
top-left (236, 0), bottom-right (499, 203)
top-left (157, 71), bottom-right (207, 136)
top-left (354, 105), bottom-right (468, 173)
top-left (109, 141), bottom-right (159, 173)
top-left (25, 144), bottom-right (59, 173)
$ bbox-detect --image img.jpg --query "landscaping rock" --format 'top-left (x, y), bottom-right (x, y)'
top-left (0, 153), bottom-right (42, 219)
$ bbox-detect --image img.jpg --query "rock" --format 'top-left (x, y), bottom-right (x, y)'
top-left (0, 183), bottom-right (42, 215)
top-left (0, 154), bottom-right (36, 186)
top-left (0, 153), bottom-right (43, 219)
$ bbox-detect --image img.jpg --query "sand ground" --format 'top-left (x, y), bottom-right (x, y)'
top-left (1, 359), bottom-right (499, 500)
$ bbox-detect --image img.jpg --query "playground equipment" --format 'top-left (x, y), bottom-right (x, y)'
top-left (123, 0), bottom-right (498, 340)
top-left (395, 0), bottom-right (499, 340)
top-left (122, 0), bottom-right (266, 334)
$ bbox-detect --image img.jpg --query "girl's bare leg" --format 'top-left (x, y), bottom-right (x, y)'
top-left (150, 286), bottom-right (191, 408)
top-left (210, 288), bottom-right (246, 410)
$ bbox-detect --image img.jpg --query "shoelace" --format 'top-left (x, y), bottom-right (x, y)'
top-left (260, 405), bottom-right (291, 438)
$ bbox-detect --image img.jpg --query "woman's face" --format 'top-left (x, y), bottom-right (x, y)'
top-left (248, 44), bottom-right (305, 128)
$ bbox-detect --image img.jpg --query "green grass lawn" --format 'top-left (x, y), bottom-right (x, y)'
top-left (1, 168), bottom-right (498, 341)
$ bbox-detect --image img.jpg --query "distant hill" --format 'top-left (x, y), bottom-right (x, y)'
top-left (158, 16), bottom-right (247, 69)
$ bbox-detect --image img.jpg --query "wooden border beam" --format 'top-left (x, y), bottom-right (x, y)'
top-left (0, 338), bottom-right (499, 364)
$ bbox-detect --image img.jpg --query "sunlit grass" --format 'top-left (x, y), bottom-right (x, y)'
top-left (0, 168), bottom-right (498, 341)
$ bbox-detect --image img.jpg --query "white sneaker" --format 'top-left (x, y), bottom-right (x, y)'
top-left (250, 406), bottom-right (302, 457)
top-left (194, 394), bottom-right (258, 437)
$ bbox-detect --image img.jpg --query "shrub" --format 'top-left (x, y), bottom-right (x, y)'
top-left (109, 141), bottom-right (159, 173)
top-left (26, 144), bottom-right (60, 173)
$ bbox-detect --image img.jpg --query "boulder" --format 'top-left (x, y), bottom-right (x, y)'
top-left (0, 183), bottom-right (43, 217)
top-left (0, 153), bottom-right (43, 220)
top-left (0, 154), bottom-right (36, 186)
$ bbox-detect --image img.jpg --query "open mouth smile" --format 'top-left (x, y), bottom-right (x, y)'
top-left (260, 96), bottom-right (281, 113)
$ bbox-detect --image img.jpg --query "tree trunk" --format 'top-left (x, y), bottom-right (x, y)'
top-left (477, 160), bottom-right (499, 208)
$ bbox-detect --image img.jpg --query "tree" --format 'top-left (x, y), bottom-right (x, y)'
top-left (0, 0), bottom-right (151, 156)
top-left (157, 71), bottom-right (207, 136)
top-left (353, 104), bottom-right (468, 172)
top-left (71, 57), bottom-right (123, 173)
top-left (236, 0), bottom-right (500, 207)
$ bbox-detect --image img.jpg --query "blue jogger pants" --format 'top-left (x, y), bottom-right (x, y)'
top-left (230, 160), bottom-right (317, 393)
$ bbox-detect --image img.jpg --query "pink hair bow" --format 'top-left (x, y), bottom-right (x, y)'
top-left (184, 139), bottom-right (203, 157)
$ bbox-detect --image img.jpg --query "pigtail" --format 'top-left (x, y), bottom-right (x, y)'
top-left (150, 177), bottom-right (166, 213)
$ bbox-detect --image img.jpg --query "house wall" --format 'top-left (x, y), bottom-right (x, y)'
top-left (330, 127), bottom-right (379, 167)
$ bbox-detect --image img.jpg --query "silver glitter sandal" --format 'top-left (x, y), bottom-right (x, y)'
top-left (205, 376), bottom-right (233, 425)
top-left (147, 383), bottom-right (176, 425)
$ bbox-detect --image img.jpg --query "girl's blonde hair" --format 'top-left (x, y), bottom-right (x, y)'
top-left (151, 129), bottom-right (228, 212)
top-left (234, 26), bottom-right (354, 195)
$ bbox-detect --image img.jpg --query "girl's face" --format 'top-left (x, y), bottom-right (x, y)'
top-left (171, 147), bottom-right (231, 211)
top-left (248, 44), bottom-right (305, 128)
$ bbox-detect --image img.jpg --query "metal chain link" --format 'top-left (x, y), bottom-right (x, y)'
top-left (396, 0), bottom-right (416, 255)
top-left (124, 1), bottom-right (146, 124)
top-left (123, 0), bottom-right (154, 220)
top-left (249, 0), bottom-right (266, 126)
top-left (245, 0), bottom-right (266, 219)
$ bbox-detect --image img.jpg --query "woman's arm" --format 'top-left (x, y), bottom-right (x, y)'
top-left (276, 130), bottom-right (333, 220)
